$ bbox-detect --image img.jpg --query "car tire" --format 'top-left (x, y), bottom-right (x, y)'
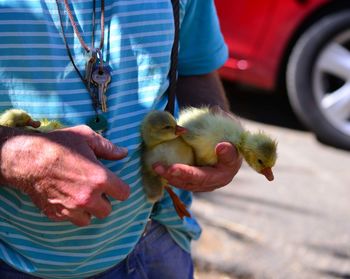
top-left (286, 10), bottom-right (350, 150)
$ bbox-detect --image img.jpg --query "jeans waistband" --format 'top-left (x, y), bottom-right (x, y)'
top-left (140, 219), bottom-right (166, 242)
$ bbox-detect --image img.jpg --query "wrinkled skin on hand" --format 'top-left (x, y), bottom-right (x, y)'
top-left (0, 125), bottom-right (130, 226)
top-left (153, 142), bottom-right (242, 192)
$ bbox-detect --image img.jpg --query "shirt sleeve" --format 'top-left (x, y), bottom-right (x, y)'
top-left (178, 0), bottom-right (228, 76)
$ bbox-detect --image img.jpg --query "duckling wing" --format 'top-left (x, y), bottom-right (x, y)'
top-left (144, 138), bottom-right (194, 168)
top-left (141, 138), bottom-right (194, 202)
top-left (178, 107), bottom-right (244, 166)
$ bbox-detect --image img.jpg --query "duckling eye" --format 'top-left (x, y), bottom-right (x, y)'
top-left (258, 159), bottom-right (264, 165)
top-left (163, 125), bottom-right (172, 130)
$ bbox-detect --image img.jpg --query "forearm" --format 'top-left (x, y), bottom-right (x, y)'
top-left (176, 71), bottom-right (230, 111)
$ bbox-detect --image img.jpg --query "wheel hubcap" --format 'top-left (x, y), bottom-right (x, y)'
top-left (313, 30), bottom-right (350, 136)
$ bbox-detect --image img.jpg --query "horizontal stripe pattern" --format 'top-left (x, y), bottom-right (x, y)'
top-left (0, 0), bottom-right (229, 277)
top-left (0, 1), bottom-right (199, 278)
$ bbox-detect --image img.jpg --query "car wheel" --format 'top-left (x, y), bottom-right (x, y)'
top-left (286, 10), bottom-right (350, 150)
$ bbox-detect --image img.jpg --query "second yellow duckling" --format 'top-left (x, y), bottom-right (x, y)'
top-left (0, 108), bottom-right (41, 129)
top-left (178, 106), bottom-right (277, 181)
top-left (0, 108), bottom-right (64, 132)
top-left (35, 118), bottom-right (65, 133)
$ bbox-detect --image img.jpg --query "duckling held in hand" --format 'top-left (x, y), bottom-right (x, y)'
top-left (178, 106), bottom-right (277, 181)
top-left (0, 108), bottom-right (65, 133)
top-left (34, 118), bottom-right (64, 133)
top-left (141, 110), bottom-right (194, 219)
top-left (0, 109), bottom-right (41, 129)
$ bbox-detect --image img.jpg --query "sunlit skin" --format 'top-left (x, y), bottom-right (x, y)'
top-left (178, 106), bottom-right (277, 181)
top-left (141, 110), bottom-right (194, 219)
top-left (0, 108), bottom-right (130, 226)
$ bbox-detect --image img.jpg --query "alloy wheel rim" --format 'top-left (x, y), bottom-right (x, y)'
top-left (313, 30), bottom-right (350, 136)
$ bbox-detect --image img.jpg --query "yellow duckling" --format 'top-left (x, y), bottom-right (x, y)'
top-left (178, 106), bottom-right (277, 181)
top-left (0, 108), bottom-right (41, 129)
top-left (35, 118), bottom-right (64, 133)
top-left (141, 110), bottom-right (194, 219)
top-left (0, 108), bottom-right (64, 132)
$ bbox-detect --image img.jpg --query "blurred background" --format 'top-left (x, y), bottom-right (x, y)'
top-left (194, 0), bottom-right (350, 278)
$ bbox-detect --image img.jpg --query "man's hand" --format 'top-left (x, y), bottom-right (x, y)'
top-left (153, 142), bottom-right (242, 192)
top-left (0, 125), bottom-right (130, 226)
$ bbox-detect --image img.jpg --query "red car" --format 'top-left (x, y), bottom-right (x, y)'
top-left (215, 0), bottom-right (350, 150)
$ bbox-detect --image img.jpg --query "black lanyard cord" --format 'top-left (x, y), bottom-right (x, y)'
top-left (165, 0), bottom-right (180, 116)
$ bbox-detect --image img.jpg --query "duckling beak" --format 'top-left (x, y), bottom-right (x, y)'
top-left (260, 167), bottom-right (274, 181)
top-left (175, 125), bottom-right (187, 136)
top-left (26, 118), bottom-right (41, 128)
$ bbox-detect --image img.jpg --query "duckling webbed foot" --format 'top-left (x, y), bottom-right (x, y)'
top-left (164, 185), bottom-right (191, 219)
top-left (26, 119), bottom-right (41, 128)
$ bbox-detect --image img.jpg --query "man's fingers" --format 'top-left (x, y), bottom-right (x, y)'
top-left (60, 209), bottom-right (92, 227)
top-left (158, 164), bottom-right (233, 192)
top-left (62, 125), bottom-right (128, 160)
top-left (83, 194), bottom-right (112, 219)
top-left (154, 163), bottom-right (212, 190)
top-left (153, 142), bottom-right (242, 191)
top-left (41, 204), bottom-right (68, 222)
top-left (90, 133), bottom-right (128, 160)
top-left (76, 125), bottom-right (128, 160)
top-left (103, 169), bottom-right (130, 201)
top-left (215, 142), bottom-right (242, 169)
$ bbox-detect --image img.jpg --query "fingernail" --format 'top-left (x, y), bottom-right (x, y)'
top-left (153, 165), bottom-right (165, 175)
top-left (122, 185), bottom-right (131, 199)
top-left (117, 184), bottom-right (130, 201)
top-left (115, 146), bottom-right (128, 155)
top-left (217, 146), bottom-right (228, 155)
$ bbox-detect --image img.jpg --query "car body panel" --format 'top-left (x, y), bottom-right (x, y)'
top-left (215, 0), bottom-right (330, 90)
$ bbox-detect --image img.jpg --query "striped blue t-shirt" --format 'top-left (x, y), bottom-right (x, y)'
top-left (0, 0), bottom-right (228, 278)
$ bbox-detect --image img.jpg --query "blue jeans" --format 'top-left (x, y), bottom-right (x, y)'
top-left (0, 221), bottom-right (194, 279)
